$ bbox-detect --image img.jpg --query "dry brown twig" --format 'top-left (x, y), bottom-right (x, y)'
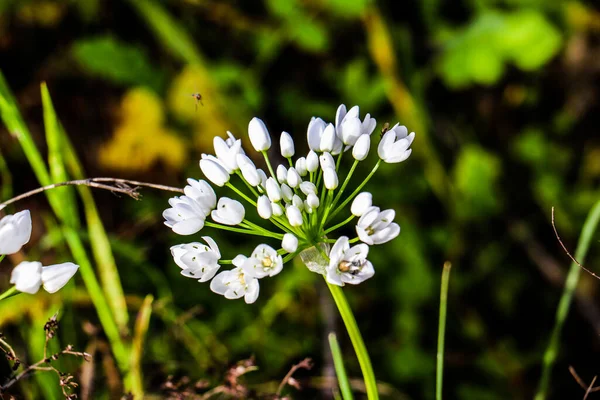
top-left (569, 366), bottom-right (600, 397)
top-left (0, 177), bottom-right (184, 211)
top-left (276, 358), bottom-right (314, 398)
top-left (0, 313), bottom-right (92, 399)
top-left (551, 207), bottom-right (600, 280)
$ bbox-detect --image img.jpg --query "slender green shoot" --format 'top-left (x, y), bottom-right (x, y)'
top-left (327, 282), bottom-right (378, 400)
top-left (328, 332), bottom-right (354, 400)
top-left (535, 200), bottom-right (600, 400)
top-left (0, 286), bottom-right (18, 301)
top-left (436, 261), bottom-right (452, 400)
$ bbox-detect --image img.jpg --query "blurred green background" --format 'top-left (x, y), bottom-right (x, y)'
top-left (0, 0), bottom-right (599, 399)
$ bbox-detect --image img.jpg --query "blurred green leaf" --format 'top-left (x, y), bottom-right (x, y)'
top-left (71, 36), bottom-right (165, 91)
top-left (438, 10), bottom-right (562, 88)
top-left (453, 145), bottom-right (502, 221)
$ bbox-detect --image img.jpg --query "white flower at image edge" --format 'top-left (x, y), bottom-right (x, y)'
top-left (210, 266), bottom-right (260, 304)
top-left (326, 237), bottom-right (374, 286)
top-left (10, 261), bottom-right (79, 294)
top-left (0, 210), bottom-right (32, 255)
top-left (171, 236), bottom-right (221, 282)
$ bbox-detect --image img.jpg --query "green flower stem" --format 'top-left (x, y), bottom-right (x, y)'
top-left (325, 215), bottom-right (355, 235)
top-left (261, 151), bottom-right (277, 180)
top-left (535, 200), bottom-right (600, 400)
top-left (0, 254), bottom-right (5, 263)
top-left (241, 219), bottom-right (284, 239)
top-left (437, 262), bottom-right (452, 400)
top-left (348, 237), bottom-right (360, 244)
top-left (0, 286), bottom-right (18, 301)
top-left (319, 190), bottom-right (336, 231)
top-left (205, 221), bottom-right (279, 238)
top-left (328, 159), bottom-right (359, 216)
top-left (328, 160), bottom-right (380, 223)
top-left (328, 332), bottom-right (354, 400)
top-left (226, 183), bottom-right (256, 206)
top-left (235, 171), bottom-right (260, 198)
top-left (327, 281), bottom-right (379, 400)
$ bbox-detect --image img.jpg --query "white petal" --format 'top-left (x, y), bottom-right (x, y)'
top-left (351, 192), bottom-right (372, 217)
top-left (200, 159), bottom-right (230, 187)
top-left (323, 167), bottom-right (339, 190)
top-left (306, 150), bottom-right (319, 172)
top-left (286, 205), bottom-right (303, 227)
top-left (257, 195), bottom-right (272, 219)
top-left (280, 131), bottom-right (295, 158)
top-left (282, 233), bottom-right (299, 253)
top-left (0, 210), bottom-right (32, 255)
top-left (244, 278), bottom-right (260, 304)
top-left (10, 261), bottom-right (42, 294)
top-left (248, 117), bottom-right (271, 151)
top-left (352, 134), bottom-right (370, 161)
top-left (41, 262), bottom-right (79, 293)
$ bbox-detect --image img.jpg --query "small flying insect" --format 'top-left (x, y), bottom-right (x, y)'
top-left (191, 92), bottom-right (204, 111)
top-left (380, 122), bottom-right (390, 138)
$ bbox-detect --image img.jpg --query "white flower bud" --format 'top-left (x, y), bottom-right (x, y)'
top-left (287, 167), bottom-right (301, 188)
top-left (307, 193), bottom-right (320, 209)
top-left (295, 157), bottom-right (307, 176)
top-left (257, 195), bottom-right (272, 219)
top-left (236, 154), bottom-right (261, 187)
top-left (323, 167), bottom-right (338, 190)
top-left (276, 164), bottom-right (288, 184)
top-left (286, 205), bottom-right (303, 227)
top-left (282, 233), bottom-right (298, 253)
top-left (319, 152), bottom-right (335, 170)
top-left (304, 201), bottom-right (313, 213)
top-left (0, 210), bottom-right (32, 255)
top-left (248, 117), bottom-right (272, 151)
top-left (200, 158), bottom-right (230, 187)
top-left (211, 197), bottom-right (245, 225)
top-left (300, 181), bottom-right (317, 195)
top-left (351, 192), bottom-right (372, 216)
top-left (184, 179), bottom-right (217, 214)
top-left (292, 194), bottom-right (304, 210)
top-left (306, 150), bottom-right (319, 172)
top-left (280, 131), bottom-right (295, 158)
top-left (281, 183), bottom-right (293, 202)
top-left (307, 117), bottom-right (326, 151)
top-left (265, 177), bottom-right (282, 202)
top-left (320, 123), bottom-right (336, 152)
top-left (10, 261), bottom-right (42, 294)
top-left (271, 202), bottom-right (284, 216)
top-left (352, 134), bottom-right (370, 161)
top-left (257, 169), bottom-right (268, 188)
top-left (213, 136), bottom-right (242, 172)
top-left (41, 262), bottom-right (79, 293)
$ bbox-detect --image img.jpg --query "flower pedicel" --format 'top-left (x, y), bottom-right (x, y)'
top-left (163, 104), bottom-right (415, 303)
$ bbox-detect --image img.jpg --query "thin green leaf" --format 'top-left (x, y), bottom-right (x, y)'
top-left (436, 262), bottom-right (452, 400)
top-left (328, 332), bottom-right (354, 400)
top-left (127, 294), bottom-right (154, 399)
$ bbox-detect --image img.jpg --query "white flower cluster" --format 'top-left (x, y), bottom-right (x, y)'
top-left (164, 104), bottom-right (415, 303)
top-left (0, 210), bottom-right (79, 294)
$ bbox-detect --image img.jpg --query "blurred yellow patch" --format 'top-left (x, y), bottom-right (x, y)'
top-left (17, 1), bottom-right (66, 27)
top-left (167, 65), bottom-right (236, 153)
top-left (99, 87), bottom-right (187, 172)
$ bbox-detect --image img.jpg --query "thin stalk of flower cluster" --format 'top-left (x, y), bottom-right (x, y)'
top-left (262, 151), bottom-right (277, 179)
top-left (204, 221), bottom-right (278, 238)
top-left (327, 160), bottom-right (381, 223)
top-left (0, 254), bottom-right (5, 263)
top-left (226, 183), bottom-right (256, 206)
top-left (324, 215), bottom-right (356, 235)
top-left (314, 244), bottom-right (379, 400)
top-left (0, 286), bottom-right (18, 301)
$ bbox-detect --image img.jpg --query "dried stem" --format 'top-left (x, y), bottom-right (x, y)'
top-left (551, 207), bottom-right (600, 280)
top-left (276, 358), bottom-right (313, 396)
top-left (584, 376), bottom-right (597, 400)
top-left (0, 177), bottom-right (184, 211)
top-left (569, 366), bottom-right (600, 394)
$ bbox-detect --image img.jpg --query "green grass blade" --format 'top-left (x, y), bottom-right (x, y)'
top-left (59, 109), bottom-right (130, 333)
top-left (41, 82), bottom-right (79, 228)
top-left (0, 71), bottom-right (128, 374)
top-left (436, 262), bottom-right (452, 400)
top-left (63, 226), bottom-right (129, 370)
top-left (126, 0), bottom-right (203, 64)
top-left (328, 332), bottom-right (354, 400)
top-left (0, 148), bottom-right (13, 201)
top-left (127, 294), bottom-right (154, 398)
top-left (535, 200), bottom-right (600, 400)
